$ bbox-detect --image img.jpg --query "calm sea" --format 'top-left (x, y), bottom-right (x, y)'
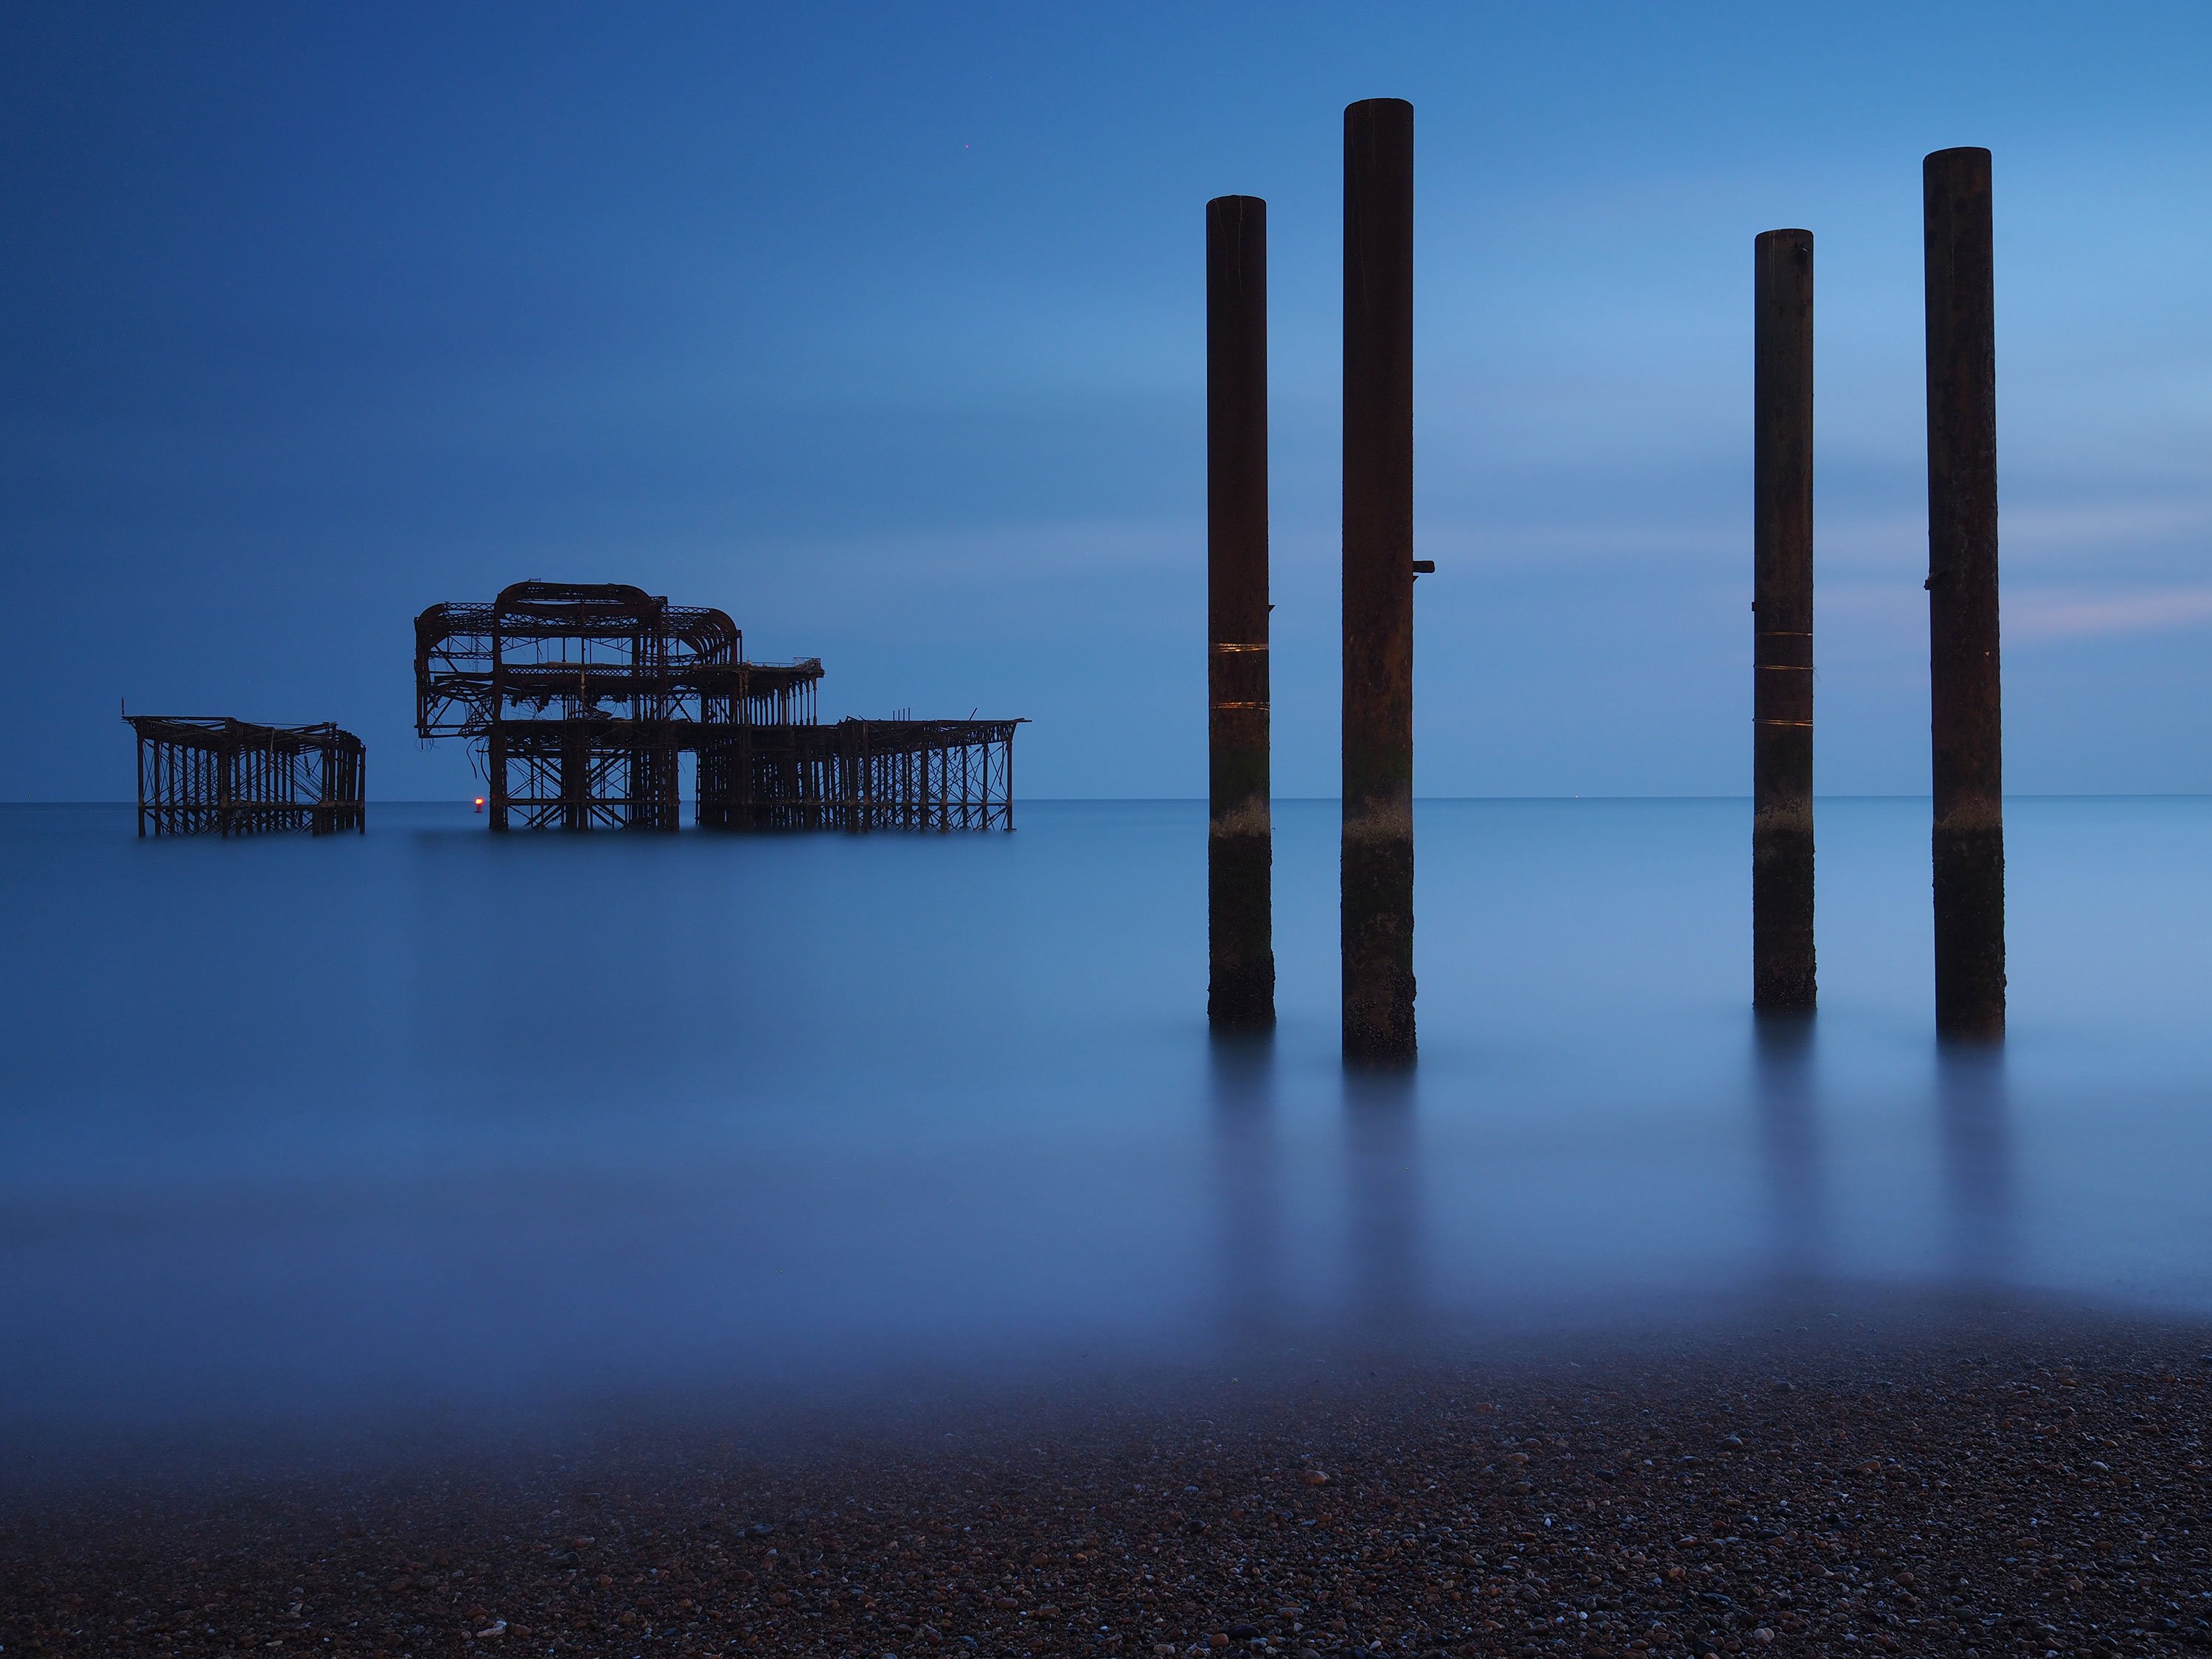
top-left (4, 798), bottom-right (2210, 1444)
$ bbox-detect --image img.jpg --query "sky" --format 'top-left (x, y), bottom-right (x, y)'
top-left (4, 1), bottom-right (2211, 801)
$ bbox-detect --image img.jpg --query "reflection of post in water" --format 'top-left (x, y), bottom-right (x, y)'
top-left (1208, 1035), bottom-right (1282, 1346)
top-left (1937, 1041), bottom-right (2014, 1285)
top-left (1753, 1012), bottom-right (1826, 1287)
top-left (1344, 1068), bottom-right (1421, 1336)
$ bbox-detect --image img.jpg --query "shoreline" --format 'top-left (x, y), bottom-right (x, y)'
top-left (7, 1294), bottom-right (2211, 1658)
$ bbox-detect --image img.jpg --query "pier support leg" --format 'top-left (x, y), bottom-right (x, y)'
top-left (1341, 98), bottom-right (1416, 1065)
top-left (1753, 228), bottom-right (1817, 1009)
top-left (1208, 193), bottom-right (1275, 1030)
top-left (1924, 147), bottom-right (2005, 1039)
top-left (560, 723), bottom-right (591, 832)
top-left (487, 723), bottom-right (509, 832)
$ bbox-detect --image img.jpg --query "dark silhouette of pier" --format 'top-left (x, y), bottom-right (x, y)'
top-left (125, 714), bottom-right (365, 837)
top-left (414, 580), bottom-right (1020, 831)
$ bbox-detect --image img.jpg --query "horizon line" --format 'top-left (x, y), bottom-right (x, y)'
top-left (15, 793), bottom-right (2212, 807)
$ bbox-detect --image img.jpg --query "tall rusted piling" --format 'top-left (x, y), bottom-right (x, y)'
top-left (1753, 229), bottom-right (1816, 1009)
top-left (1923, 147), bottom-right (2005, 1038)
top-left (1207, 195), bottom-right (1275, 1029)
top-left (1340, 98), bottom-right (1416, 1064)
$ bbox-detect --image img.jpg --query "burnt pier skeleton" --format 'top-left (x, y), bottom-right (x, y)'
top-left (414, 580), bottom-right (1019, 832)
top-left (125, 715), bottom-right (366, 838)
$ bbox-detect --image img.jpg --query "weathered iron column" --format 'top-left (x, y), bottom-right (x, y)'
top-left (1207, 194), bottom-right (1276, 1029)
top-left (560, 723), bottom-right (591, 831)
top-left (487, 613), bottom-right (509, 831)
top-left (1923, 147), bottom-right (2005, 1038)
top-left (1341, 97), bottom-right (1416, 1064)
top-left (1753, 229), bottom-right (1816, 1009)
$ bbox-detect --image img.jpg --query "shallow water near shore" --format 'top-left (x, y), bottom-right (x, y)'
top-left (4, 797), bottom-right (2211, 1450)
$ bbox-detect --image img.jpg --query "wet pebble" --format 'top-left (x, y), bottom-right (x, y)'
top-left (7, 1307), bottom-right (2212, 1658)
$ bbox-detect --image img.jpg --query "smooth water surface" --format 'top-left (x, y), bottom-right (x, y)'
top-left (4, 799), bottom-right (2211, 1441)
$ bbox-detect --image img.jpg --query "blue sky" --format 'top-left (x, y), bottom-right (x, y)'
top-left (4, 1), bottom-right (2210, 799)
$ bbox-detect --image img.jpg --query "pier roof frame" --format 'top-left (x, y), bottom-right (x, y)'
top-left (414, 579), bottom-right (823, 740)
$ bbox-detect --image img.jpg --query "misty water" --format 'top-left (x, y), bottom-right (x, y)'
top-left (4, 798), bottom-right (2211, 1448)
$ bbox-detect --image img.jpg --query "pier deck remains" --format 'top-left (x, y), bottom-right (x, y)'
top-left (414, 580), bottom-right (1018, 830)
top-left (125, 716), bottom-right (366, 838)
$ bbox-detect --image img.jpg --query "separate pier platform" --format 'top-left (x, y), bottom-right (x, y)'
top-left (125, 715), bottom-right (366, 837)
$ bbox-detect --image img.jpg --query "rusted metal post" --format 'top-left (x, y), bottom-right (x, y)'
top-left (218, 723), bottom-right (238, 838)
top-left (560, 723), bottom-right (590, 831)
top-left (1923, 147), bottom-right (2005, 1038)
top-left (1207, 193), bottom-right (1276, 1029)
top-left (1753, 229), bottom-right (1816, 1009)
top-left (487, 610), bottom-right (510, 832)
top-left (1341, 97), bottom-right (1416, 1064)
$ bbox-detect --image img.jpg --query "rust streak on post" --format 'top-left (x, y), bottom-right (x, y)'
top-left (1208, 194), bottom-right (1276, 1029)
top-left (1753, 228), bottom-right (1816, 1009)
top-left (1341, 98), bottom-right (1416, 1065)
top-left (1924, 147), bottom-right (2005, 1038)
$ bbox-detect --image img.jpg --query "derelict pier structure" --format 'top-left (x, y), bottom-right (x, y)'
top-left (414, 581), bottom-right (1019, 831)
top-left (126, 715), bottom-right (366, 838)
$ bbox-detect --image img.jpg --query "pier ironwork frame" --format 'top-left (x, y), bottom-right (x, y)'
top-left (127, 716), bottom-right (366, 838)
top-left (720, 719), bottom-right (1019, 831)
top-left (414, 580), bottom-right (1019, 832)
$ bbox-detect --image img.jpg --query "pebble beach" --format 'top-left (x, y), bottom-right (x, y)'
top-left (8, 1295), bottom-right (2210, 1659)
